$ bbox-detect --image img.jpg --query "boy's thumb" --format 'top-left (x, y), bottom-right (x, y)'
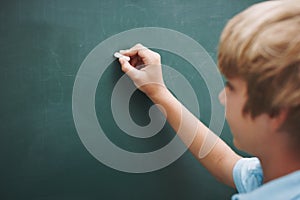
top-left (119, 58), bottom-right (130, 73)
top-left (119, 58), bottom-right (139, 79)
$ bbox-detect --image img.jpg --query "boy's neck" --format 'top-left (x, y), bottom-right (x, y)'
top-left (259, 149), bottom-right (300, 183)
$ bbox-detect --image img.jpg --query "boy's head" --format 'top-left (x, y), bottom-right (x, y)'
top-left (218, 0), bottom-right (300, 142)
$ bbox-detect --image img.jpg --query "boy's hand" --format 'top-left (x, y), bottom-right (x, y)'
top-left (118, 43), bottom-right (166, 97)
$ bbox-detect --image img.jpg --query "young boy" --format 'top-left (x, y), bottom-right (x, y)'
top-left (117, 0), bottom-right (300, 199)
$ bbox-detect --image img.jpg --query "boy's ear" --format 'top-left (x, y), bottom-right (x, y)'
top-left (270, 109), bottom-right (288, 132)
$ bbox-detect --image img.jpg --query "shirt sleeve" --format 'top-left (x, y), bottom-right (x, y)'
top-left (233, 157), bottom-right (264, 193)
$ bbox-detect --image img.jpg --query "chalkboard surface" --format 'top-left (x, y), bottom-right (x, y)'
top-left (1, 0), bottom-right (261, 199)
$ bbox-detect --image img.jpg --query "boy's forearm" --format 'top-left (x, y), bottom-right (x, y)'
top-left (149, 87), bottom-right (241, 188)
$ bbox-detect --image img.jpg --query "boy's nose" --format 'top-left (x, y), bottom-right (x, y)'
top-left (219, 88), bottom-right (226, 106)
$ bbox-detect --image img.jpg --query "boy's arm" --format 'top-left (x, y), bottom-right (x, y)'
top-left (118, 44), bottom-right (242, 188)
top-left (150, 86), bottom-right (241, 188)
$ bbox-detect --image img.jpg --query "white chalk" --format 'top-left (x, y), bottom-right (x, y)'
top-left (114, 52), bottom-right (130, 62)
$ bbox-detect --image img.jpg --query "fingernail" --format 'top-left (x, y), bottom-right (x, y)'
top-left (119, 50), bottom-right (127, 53)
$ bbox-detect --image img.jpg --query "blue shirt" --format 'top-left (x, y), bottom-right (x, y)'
top-left (232, 157), bottom-right (300, 200)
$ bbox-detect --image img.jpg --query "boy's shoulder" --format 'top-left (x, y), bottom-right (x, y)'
top-left (232, 157), bottom-right (300, 200)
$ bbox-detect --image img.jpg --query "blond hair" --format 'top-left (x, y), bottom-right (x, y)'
top-left (218, 0), bottom-right (300, 139)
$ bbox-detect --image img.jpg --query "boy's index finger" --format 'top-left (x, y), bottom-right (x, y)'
top-left (120, 43), bottom-right (149, 57)
top-left (119, 49), bottom-right (137, 57)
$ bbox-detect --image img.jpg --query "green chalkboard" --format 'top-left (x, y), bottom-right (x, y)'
top-left (1, 0), bottom-right (261, 199)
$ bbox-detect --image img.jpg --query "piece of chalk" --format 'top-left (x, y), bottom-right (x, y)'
top-left (114, 52), bottom-right (130, 61)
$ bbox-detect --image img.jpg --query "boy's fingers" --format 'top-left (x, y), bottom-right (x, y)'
top-left (119, 49), bottom-right (140, 57)
top-left (119, 43), bottom-right (149, 57)
top-left (119, 58), bottom-right (130, 73)
top-left (119, 49), bottom-right (138, 57)
top-left (119, 58), bottom-right (139, 78)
